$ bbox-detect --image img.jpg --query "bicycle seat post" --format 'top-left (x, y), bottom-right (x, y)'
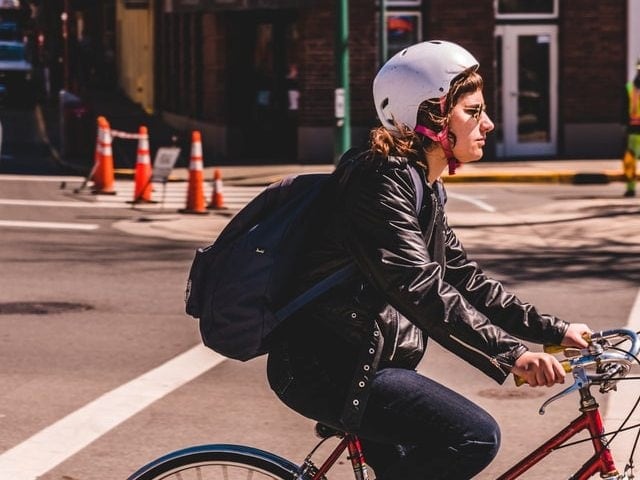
top-left (345, 434), bottom-right (372, 480)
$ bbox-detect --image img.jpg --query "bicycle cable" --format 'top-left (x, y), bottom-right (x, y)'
top-left (584, 341), bottom-right (640, 450)
top-left (613, 342), bottom-right (640, 475)
top-left (605, 346), bottom-right (640, 453)
top-left (548, 341), bottom-right (640, 455)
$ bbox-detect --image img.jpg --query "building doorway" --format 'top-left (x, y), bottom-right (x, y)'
top-left (495, 24), bottom-right (558, 157)
top-left (227, 10), bottom-right (299, 163)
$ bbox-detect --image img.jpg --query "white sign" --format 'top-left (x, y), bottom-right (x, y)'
top-left (335, 88), bottom-right (345, 119)
top-left (152, 147), bottom-right (181, 183)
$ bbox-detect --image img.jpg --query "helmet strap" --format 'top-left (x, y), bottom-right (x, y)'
top-left (414, 95), bottom-right (460, 175)
top-left (448, 157), bottom-right (459, 175)
top-left (414, 124), bottom-right (459, 175)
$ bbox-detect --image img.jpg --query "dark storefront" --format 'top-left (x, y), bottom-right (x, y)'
top-left (158, 1), bottom-right (314, 163)
top-left (116, 0), bottom-right (628, 164)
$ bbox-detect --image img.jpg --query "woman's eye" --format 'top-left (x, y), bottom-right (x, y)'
top-left (465, 105), bottom-right (485, 120)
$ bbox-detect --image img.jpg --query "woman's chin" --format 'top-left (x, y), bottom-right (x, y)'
top-left (460, 154), bottom-right (483, 164)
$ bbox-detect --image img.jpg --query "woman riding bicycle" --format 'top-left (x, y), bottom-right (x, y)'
top-left (267, 40), bottom-right (591, 480)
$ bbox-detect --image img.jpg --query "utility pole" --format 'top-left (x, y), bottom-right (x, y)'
top-left (334, 0), bottom-right (351, 163)
top-left (61, 0), bottom-right (70, 90)
top-left (379, 0), bottom-right (387, 68)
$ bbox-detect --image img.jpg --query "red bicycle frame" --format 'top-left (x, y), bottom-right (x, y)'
top-left (498, 386), bottom-right (619, 479)
top-left (304, 386), bottom-right (620, 480)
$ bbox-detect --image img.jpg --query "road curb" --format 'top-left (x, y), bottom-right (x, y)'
top-left (443, 171), bottom-right (623, 184)
top-left (109, 168), bottom-right (624, 186)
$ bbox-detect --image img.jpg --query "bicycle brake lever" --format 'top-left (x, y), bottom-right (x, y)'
top-left (538, 368), bottom-right (589, 415)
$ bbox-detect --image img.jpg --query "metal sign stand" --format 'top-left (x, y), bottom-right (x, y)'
top-left (150, 146), bottom-right (181, 211)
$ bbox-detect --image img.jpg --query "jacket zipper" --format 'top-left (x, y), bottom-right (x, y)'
top-left (448, 334), bottom-right (503, 372)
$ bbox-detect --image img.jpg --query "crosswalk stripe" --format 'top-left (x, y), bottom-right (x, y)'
top-left (0, 220), bottom-right (99, 230)
top-left (0, 184), bottom-right (264, 211)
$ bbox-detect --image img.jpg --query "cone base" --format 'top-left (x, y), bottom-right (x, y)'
top-left (178, 209), bottom-right (209, 215)
top-left (91, 189), bottom-right (117, 196)
top-left (127, 198), bottom-right (158, 205)
top-left (207, 204), bottom-right (227, 210)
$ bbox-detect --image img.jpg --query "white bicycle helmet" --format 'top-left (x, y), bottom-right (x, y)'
top-left (373, 40), bottom-right (479, 131)
top-left (373, 40), bottom-right (479, 174)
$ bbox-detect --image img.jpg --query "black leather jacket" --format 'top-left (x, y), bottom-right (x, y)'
top-left (275, 153), bottom-right (568, 427)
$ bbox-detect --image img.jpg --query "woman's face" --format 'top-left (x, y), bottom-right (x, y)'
top-left (448, 89), bottom-right (494, 163)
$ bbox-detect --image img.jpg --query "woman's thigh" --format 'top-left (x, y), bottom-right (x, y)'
top-left (356, 367), bottom-right (499, 447)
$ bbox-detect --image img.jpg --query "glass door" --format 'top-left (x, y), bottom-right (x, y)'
top-left (495, 24), bottom-right (557, 157)
top-left (227, 10), bottom-right (299, 162)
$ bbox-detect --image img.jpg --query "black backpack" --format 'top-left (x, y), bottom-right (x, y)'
top-left (185, 155), bottom-right (424, 361)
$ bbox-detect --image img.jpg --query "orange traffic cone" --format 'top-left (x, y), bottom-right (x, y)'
top-left (91, 116), bottom-right (116, 195)
top-left (180, 131), bottom-right (208, 215)
top-left (91, 117), bottom-right (105, 174)
top-left (131, 126), bottom-right (154, 203)
top-left (207, 168), bottom-right (226, 209)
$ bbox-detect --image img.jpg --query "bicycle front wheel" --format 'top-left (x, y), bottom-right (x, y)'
top-left (127, 443), bottom-right (299, 480)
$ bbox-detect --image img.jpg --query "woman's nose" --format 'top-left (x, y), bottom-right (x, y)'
top-left (481, 112), bottom-right (495, 133)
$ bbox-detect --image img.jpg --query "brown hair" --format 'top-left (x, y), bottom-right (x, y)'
top-left (369, 67), bottom-right (484, 159)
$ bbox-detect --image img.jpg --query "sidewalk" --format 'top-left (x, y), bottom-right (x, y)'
top-left (172, 158), bottom-right (626, 187)
top-left (113, 158), bottom-right (633, 245)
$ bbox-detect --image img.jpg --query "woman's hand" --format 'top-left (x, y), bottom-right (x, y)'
top-left (561, 323), bottom-right (592, 348)
top-left (511, 351), bottom-right (566, 387)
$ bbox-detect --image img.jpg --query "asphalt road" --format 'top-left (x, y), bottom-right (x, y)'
top-left (0, 173), bottom-right (639, 479)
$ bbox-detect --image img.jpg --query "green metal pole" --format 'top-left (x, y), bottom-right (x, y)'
top-left (379, 0), bottom-right (387, 68)
top-left (335, 0), bottom-right (351, 162)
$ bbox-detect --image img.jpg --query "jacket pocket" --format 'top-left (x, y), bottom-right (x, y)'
top-left (376, 305), bottom-right (425, 368)
top-left (266, 345), bottom-right (295, 397)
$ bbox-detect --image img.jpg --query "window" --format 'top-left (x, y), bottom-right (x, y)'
top-left (495, 0), bottom-right (558, 19)
top-left (385, 0), bottom-right (421, 5)
top-left (386, 11), bottom-right (421, 59)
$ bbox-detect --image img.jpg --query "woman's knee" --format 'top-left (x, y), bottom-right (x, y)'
top-left (455, 415), bottom-right (501, 472)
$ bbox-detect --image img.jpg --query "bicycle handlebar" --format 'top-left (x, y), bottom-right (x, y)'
top-left (514, 329), bottom-right (639, 402)
top-left (565, 328), bottom-right (638, 374)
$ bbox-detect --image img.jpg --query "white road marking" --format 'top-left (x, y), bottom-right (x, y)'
top-left (0, 344), bottom-right (225, 480)
top-left (0, 174), bottom-right (84, 182)
top-left (0, 198), bottom-right (127, 208)
top-left (447, 191), bottom-right (497, 212)
top-left (0, 184), bottom-right (264, 210)
top-left (604, 288), bottom-right (640, 468)
top-left (0, 220), bottom-right (99, 231)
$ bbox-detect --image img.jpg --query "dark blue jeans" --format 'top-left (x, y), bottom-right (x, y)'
top-left (267, 352), bottom-right (500, 480)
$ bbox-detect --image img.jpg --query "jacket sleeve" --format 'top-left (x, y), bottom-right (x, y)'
top-left (343, 164), bottom-right (527, 383)
top-left (441, 216), bottom-right (569, 346)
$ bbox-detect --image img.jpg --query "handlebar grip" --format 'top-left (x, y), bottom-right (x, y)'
top-left (514, 360), bottom-right (572, 387)
top-left (543, 344), bottom-right (565, 354)
top-left (543, 333), bottom-right (592, 355)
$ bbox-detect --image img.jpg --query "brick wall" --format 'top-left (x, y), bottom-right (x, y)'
top-left (201, 13), bottom-right (226, 122)
top-left (428, 0), bottom-right (495, 117)
top-left (298, 0), bottom-right (377, 128)
top-left (561, 0), bottom-right (626, 124)
top-left (155, 0), bottom-right (628, 160)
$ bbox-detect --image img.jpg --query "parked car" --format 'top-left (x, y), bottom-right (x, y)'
top-left (0, 39), bottom-right (33, 107)
top-left (0, 20), bottom-right (19, 40)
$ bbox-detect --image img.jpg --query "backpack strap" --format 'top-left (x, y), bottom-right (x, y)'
top-left (275, 160), bottom-right (425, 322)
top-left (275, 263), bottom-right (358, 321)
top-left (407, 163), bottom-right (424, 212)
top-left (389, 156), bottom-right (424, 213)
